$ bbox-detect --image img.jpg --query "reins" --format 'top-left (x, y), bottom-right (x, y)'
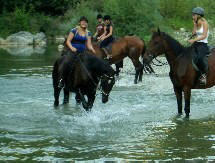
top-left (77, 54), bottom-right (114, 98)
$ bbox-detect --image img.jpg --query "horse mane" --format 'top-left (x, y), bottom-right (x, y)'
top-left (161, 32), bottom-right (186, 56)
top-left (160, 32), bottom-right (192, 57)
top-left (81, 53), bottom-right (115, 76)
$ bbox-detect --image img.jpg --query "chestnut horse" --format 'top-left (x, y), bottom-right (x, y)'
top-left (92, 36), bottom-right (147, 84)
top-left (143, 29), bottom-right (215, 117)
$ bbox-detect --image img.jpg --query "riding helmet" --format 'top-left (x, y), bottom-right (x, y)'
top-left (79, 16), bottom-right (88, 23)
top-left (192, 7), bottom-right (204, 16)
top-left (97, 14), bottom-right (103, 19)
top-left (104, 15), bottom-right (111, 20)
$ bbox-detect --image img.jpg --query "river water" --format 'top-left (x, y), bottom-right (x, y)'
top-left (0, 45), bottom-right (215, 162)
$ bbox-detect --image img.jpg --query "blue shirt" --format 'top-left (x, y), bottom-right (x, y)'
top-left (71, 28), bottom-right (91, 53)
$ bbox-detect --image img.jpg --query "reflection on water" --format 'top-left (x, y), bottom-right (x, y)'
top-left (0, 45), bottom-right (45, 56)
top-left (0, 45), bottom-right (215, 162)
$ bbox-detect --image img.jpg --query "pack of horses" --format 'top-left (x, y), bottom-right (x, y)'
top-left (52, 30), bottom-right (215, 117)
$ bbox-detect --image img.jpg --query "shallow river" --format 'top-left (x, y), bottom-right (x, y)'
top-left (0, 45), bottom-right (215, 162)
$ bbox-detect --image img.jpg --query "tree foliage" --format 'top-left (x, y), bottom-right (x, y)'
top-left (0, 0), bottom-right (215, 39)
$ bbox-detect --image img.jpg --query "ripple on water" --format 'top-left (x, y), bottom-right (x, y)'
top-left (1, 56), bottom-right (215, 161)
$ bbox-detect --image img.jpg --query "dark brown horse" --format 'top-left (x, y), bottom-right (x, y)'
top-left (143, 29), bottom-right (215, 117)
top-left (52, 52), bottom-right (115, 111)
top-left (92, 36), bottom-right (149, 84)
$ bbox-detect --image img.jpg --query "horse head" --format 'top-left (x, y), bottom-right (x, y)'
top-left (143, 28), bottom-right (167, 64)
top-left (100, 71), bottom-right (115, 103)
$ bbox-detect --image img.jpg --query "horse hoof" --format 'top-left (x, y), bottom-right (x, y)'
top-left (63, 100), bottom-right (69, 105)
top-left (185, 114), bottom-right (190, 118)
top-left (54, 101), bottom-right (59, 107)
top-left (134, 80), bottom-right (137, 84)
top-left (76, 99), bottom-right (81, 105)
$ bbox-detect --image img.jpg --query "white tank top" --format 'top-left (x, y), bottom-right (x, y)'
top-left (196, 24), bottom-right (209, 43)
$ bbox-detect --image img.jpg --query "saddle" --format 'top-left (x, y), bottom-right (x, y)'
top-left (191, 46), bottom-right (214, 72)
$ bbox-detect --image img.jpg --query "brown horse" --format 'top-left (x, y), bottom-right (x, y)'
top-left (143, 29), bottom-right (215, 117)
top-left (92, 36), bottom-right (147, 84)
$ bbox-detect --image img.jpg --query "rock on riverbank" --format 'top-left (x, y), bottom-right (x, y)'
top-left (0, 31), bottom-right (46, 46)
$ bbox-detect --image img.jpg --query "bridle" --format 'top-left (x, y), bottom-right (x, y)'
top-left (78, 55), bottom-right (114, 96)
top-left (99, 74), bottom-right (115, 97)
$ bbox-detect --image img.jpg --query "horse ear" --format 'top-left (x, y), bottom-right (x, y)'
top-left (157, 27), bottom-right (161, 35)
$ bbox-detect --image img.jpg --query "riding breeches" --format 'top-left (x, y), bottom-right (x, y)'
top-left (100, 36), bottom-right (114, 48)
top-left (193, 42), bottom-right (209, 74)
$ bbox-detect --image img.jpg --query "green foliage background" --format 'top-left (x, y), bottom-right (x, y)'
top-left (0, 0), bottom-right (214, 41)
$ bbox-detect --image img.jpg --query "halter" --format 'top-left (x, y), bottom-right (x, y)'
top-left (99, 74), bottom-right (115, 97)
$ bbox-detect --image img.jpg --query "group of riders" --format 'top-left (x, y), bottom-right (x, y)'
top-left (62, 7), bottom-right (209, 86)
top-left (65, 14), bottom-right (114, 57)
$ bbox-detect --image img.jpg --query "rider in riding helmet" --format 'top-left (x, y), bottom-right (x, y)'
top-left (98, 15), bottom-right (114, 58)
top-left (93, 14), bottom-right (105, 41)
top-left (188, 7), bottom-right (209, 85)
top-left (66, 16), bottom-right (95, 54)
top-left (59, 16), bottom-right (96, 88)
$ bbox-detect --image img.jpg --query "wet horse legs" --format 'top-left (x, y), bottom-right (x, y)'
top-left (115, 60), bottom-right (123, 76)
top-left (183, 87), bottom-right (191, 117)
top-left (54, 87), bottom-right (61, 106)
top-left (63, 87), bottom-right (70, 104)
top-left (173, 86), bottom-right (182, 115)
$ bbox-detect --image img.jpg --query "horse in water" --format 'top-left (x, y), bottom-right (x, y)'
top-left (52, 52), bottom-right (115, 111)
top-left (92, 36), bottom-right (154, 84)
top-left (143, 29), bottom-right (215, 117)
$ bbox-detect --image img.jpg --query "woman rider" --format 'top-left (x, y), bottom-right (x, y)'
top-left (98, 15), bottom-right (114, 58)
top-left (58, 16), bottom-right (95, 88)
top-left (66, 16), bottom-right (95, 54)
top-left (188, 7), bottom-right (209, 85)
top-left (93, 14), bottom-right (105, 41)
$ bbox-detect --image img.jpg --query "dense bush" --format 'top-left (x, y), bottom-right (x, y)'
top-left (0, 0), bottom-right (214, 40)
top-left (103, 0), bottom-right (162, 39)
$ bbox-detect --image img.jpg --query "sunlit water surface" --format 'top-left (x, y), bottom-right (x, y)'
top-left (0, 46), bottom-right (215, 162)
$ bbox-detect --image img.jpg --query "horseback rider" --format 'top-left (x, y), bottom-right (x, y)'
top-left (58, 16), bottom-right (95, 88)
top-left (98, 15), bottom-right (114, 58)
top-left (188, 7), bottom-right (209, 85)
top-left (93, 14), bottom-right (105, 41)
top-left (66, 16), bottom-right (95, 54)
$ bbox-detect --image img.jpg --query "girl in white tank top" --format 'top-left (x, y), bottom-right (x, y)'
top-left (196, 24), bottom-right (209, 43)
top-left (188, 7), bottom-right (209, 85)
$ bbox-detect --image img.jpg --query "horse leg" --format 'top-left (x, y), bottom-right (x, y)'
top-left (130, 59), bottom-right (142, 84)
top-left (63, 87), bottom-right (70, 104)
top-left (54, 87), bottom-right (61, 107)
top-left (78, 90), bottom-right (89, 111)
top-left (53, 75), bottom-right (61, 106)
top-left (173, 86), bottom-right (183, 115)
top-left (115, 60), bottom-right (123, 76)
top-left (87, 92), bottom-right (96, 111)
top-left (183, 87), bottom-right (191, 118)
top-left (75, 92), bottom-right (81, 104)
top-left (138, 66), bottom-right (144, 82)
